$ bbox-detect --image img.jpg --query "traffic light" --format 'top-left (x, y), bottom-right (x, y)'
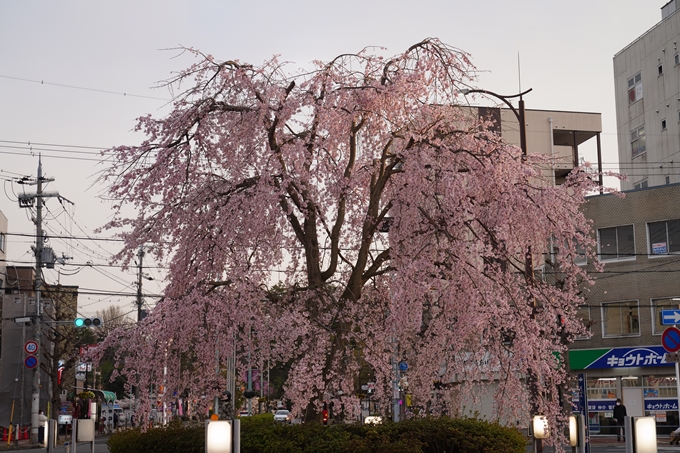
top-left (74, 317), bottom-right (103, 328)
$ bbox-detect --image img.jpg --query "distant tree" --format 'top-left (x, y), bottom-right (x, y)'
top-left (41, 285), bottom-right (79, 420)
top-left (98, 39), bottom-right (600, 438)
top-left (95, 305), bottom-right (133, 341)
top-left (92, 305), bottom-right (133, 396)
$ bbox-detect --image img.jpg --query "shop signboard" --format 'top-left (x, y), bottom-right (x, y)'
top-left (588, 399), bottom-right (617, 411)
top-left (644, 399), bottom-right (678, 411)
top-left (569, 346), bottom-right (672, 370)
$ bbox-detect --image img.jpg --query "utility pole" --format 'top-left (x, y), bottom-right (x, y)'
top-left (136, 246), bottom-right (144, 322)
top-left (134, 246), bottom-right (144, 406)
top-left (18, 157), bottom-right (59, 444)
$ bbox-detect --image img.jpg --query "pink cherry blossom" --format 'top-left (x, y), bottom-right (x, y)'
top-left (96, 39), bottom-right (599, 447)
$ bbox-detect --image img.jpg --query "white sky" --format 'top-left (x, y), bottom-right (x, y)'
top-left (0, 0), bottom-right (665, 316)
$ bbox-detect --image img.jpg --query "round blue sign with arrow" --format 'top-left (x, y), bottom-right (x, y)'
top-left (662, 326), bottom-right (680, 353)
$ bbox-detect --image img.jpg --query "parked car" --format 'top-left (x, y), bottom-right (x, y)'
top-left (273, 409), bottom-right (291, 423)
top-left (238, 410), bottom-right (250, 417)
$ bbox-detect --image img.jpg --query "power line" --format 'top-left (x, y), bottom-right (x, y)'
top-left (5, 232), bottom-right (123, 242)
top-left (0, 139), bottom-right (107, 151)
top-left (0, 149), bottom-right (104, 162)
top-left (0, 74), bottom-right (170, 101)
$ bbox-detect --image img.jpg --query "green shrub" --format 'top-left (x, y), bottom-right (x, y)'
top-left (107, 416), bottom-right (526, 453)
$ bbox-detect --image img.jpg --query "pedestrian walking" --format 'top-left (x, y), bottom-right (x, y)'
top-left (613, 398), bottom-right (627, 442)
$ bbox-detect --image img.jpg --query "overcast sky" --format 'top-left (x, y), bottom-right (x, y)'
top-left (0, 0), bottom-right (665, 316)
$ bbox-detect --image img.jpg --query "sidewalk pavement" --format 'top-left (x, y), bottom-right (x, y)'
top-left (0, 433), bottom-right (110, 451)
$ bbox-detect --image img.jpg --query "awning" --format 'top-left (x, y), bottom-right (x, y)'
top-left (92, 390), bottom-right (117, 403)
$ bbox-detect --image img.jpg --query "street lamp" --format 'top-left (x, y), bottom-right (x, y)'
top-left (205, 420), bottom-right (234, 453)
top-left (458, 88), bottom-right (532, 157)
top-left (625, 416), bottom-right (657, 453)
top-left (461, 86), bottom-right (545, 453)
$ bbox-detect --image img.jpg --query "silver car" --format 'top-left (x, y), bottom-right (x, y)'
top-left (273, 409), bottom-right (291, 423)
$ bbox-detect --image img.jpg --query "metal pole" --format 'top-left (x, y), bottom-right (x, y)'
top-left (247, 327), bottom-right (252, 416)
top-left (233, 418), bottom-right (240, 453)
top-left (267, 359), bottom-right (270, 411)
top-left (675, 362), bottom-right (680, 419)
top-left (19, 296), bottom-right (26, 443)
top-left (134, 246), bottom-right (144, 407)
top-left (136, 246), bottom-right (144, 322)
top-left (392, 358), bottom-right (400, 422)
top-left (518, 98), bottom-right (527, 157)
top-left (30, 158), bottom-right (44, 444)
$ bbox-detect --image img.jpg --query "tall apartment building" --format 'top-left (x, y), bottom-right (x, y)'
top-left (614, 0), bottom-right (680, 190)
top-left (568, 183), bottom-right (680, 435)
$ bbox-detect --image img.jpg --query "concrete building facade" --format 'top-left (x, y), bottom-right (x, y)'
top-left (614, 0), bottom-right (680, 190)
top-left (471, 106), bottom-right (602, 186)
top-left (569, 183), bottom-right (680, 435)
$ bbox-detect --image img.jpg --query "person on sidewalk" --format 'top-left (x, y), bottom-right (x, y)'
top-left (38, 410), bottom-right (47, 445)
top-left (613, 398), bottom-right (627, 442)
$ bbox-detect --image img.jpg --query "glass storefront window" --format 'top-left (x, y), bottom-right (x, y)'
top-left (622, 376), bottom-right (642, 387)
top-left (644, 376), bottom-right (678, 398)
top-left (587, 378), bottom-right (617, 400)
top-left (586, 378), bottom-right (618, 435)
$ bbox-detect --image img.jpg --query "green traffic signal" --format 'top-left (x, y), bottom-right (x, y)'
top-left (74, 317), bottom-right (102, 328)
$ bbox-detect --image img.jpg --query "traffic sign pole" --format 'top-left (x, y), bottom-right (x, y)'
top-left (662, 327), bottom-right (680, 414)
top-left (676, 362), bottom-right (680, 418)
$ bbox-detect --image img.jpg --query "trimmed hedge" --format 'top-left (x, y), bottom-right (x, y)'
top-left (108, 414), bottom-right (526, 453)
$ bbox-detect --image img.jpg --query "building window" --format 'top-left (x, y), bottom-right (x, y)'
top-left (631, 125), bottom-right (646, 158)
top-left (676, 53), bottom-right (680, 66)
top-left (575, 305), bottom-right (592, 340)
top-left (659, 63), bottom-right (664, 76)
top-left (598, 225), bottom-right (635, 261)
top-left (648, 219), bottom-right (680, 255)
top-left (652, 297), bottom-right (680, 335)
top-left (662, 118), bottom-right (667, 131)
top-left (634, 179), bottom-right (648, 190)
top-left (0, 232), bottom-right (4, 252)
top-left (667, 175), bottom-right (671, 184)
top-left (628, 72), bottom-right (643, 104)
top-left (602, 300), bottom-right (640, 337)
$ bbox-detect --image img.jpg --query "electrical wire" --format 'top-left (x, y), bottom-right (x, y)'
top-left (0, 74), bottom-right (170, 101)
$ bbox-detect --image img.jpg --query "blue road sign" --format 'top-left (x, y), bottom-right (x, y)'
top-left (25, 355), bottom-right (38, 369)
top-left (662, 310), bottom-right (680, 325)
top-left (662, 327), bottom-right (680, 353)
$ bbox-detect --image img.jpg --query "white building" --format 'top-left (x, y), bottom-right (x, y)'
top-left (614, 0), bottom-right (680, 190)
